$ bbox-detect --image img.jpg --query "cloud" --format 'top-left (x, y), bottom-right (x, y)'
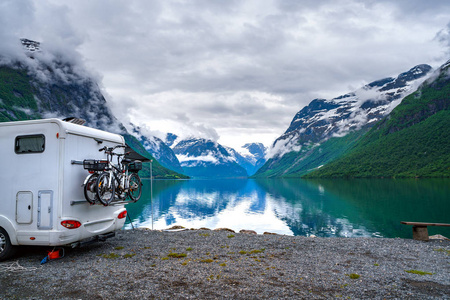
top-left (1, 0), bottom-right (450, 149)
top-left (435, 23), bottom-right (450, 57)
top-left (266, 132), bottom-right (303, 159)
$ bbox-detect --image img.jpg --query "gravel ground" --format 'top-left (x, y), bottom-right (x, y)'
top-left (0, 228), bottom-right (449, 299)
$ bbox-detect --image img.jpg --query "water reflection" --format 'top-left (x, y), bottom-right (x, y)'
top-left (125, 178), bottom-right (450, 238)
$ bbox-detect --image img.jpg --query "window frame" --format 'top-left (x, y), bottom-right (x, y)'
top-left (14, 134), bottom-right (46, 154)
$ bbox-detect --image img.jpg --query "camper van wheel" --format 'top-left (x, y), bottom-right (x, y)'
top-left (0, 228), bottom-right (17, 261)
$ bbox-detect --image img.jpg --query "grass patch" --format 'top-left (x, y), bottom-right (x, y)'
top-left (199, 233), bottom-right (210, 237)
top-left (186, 247), bottom-right (193, 251)
top-left (434, 248), bottom-right (450, 255)
top-left (346, 273), bottom-right (360, 279)
top-left (200, 259), bottom-right (214, 263)
top-left (123, 253), bottom-right (136, 258)
top-left (405, 270), bottom-right (433, 275)
top-left (99, 253), bottom-right (120, 259)
top-left (168, 252), bottom-right (187, 258)
top-left (114, 246), bottom-right (124, 250)
top-left (239, 249), bottom-right (265, 255)
top-left (227, 234), bottom-right (235, 238)
top-left (250, 249), bottom-right (265, 254)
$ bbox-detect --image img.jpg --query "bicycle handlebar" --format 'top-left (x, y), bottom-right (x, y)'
top-left (99, 145), bottom-right (126, 152)
top-left (98, 146), bottom-right (130, 164)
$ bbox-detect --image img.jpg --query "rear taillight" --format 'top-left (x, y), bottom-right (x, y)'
top-left (61, 220), bottom-right (82, 229)
top-left (118, 211), bottom-right (127, 219)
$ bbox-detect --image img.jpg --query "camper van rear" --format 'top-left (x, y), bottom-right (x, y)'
top-left (0, 118), bottom-right (127, 261)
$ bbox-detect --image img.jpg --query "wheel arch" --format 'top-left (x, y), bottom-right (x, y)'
top-left (0, 216), bottom-right (18, 245)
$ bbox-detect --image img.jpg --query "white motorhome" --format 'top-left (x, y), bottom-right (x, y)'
top-left (0, 118), bottom-right (127, 261)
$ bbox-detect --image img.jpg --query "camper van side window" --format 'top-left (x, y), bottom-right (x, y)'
top-left (15, 135), bottom-right (45, 154)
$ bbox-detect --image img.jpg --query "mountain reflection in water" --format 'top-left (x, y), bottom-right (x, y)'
top-left (125, 178), bottom-right (450, 238)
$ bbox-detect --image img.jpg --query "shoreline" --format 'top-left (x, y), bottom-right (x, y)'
top-left (1, 228), bottom-right (449, 299)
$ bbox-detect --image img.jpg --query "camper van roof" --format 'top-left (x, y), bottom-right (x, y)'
top-left (0, 118), bottom-right (124, 144)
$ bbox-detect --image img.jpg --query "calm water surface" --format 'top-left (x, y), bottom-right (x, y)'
top-left (125, 178), bottom-right (450, 238)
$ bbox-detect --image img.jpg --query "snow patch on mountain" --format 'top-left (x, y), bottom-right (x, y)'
top-left (177, 151), bottom-right (236, 165)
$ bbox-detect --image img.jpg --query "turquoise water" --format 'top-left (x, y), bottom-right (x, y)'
top-left (125, 178), bottom-right (450, 238)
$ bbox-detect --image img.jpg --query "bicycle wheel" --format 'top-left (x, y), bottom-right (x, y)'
top-left (127, 173), bottom-right (142, 202)
top-left (96, 172), bottom-right (115, 206)
top-left (83, 173), bottom-right (99, 204)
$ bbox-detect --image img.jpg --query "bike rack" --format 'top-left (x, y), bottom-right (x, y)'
top-left (72, 150), bottom-right (142, 206)
top-left (70, 199), bottom-right (133, 206)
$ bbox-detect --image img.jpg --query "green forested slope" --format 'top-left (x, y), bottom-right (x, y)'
top-left (253, 130), bottom-right (367, 178)
top-left (0, 66), bottom-right (41, 121)
top-left (305, 66), bottom-right (450, 178)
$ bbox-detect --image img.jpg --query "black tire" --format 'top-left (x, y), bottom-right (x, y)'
top-left (96, 172), bottom-right (115, 206)
top-left (0, 228), bottom-right (17, 262)
top-left (127, 173), bottom-right (142, 202)
top-left (83, 173), bottom-right (99, 204)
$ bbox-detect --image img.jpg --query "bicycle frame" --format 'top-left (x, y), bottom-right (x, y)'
top-left (105, 148), bottom-right (127, 191)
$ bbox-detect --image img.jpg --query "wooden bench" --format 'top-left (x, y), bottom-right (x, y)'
top-left (401, 222), bottom-right (450, 241)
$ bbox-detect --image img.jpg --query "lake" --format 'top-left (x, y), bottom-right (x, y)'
top-left (124, 178), bottom-right (450, 238)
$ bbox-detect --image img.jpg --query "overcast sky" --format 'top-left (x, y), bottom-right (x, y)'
top-left (1, 0), bottom-right (450, 149)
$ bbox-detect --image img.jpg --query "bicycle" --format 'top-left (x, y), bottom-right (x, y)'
top-left (82, 159), bottom-right (108, 204)
top-left (96, 145), bottom-right (143, 206)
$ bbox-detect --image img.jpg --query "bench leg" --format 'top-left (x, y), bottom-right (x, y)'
top-left (412, 226), bottom-right (429, 241)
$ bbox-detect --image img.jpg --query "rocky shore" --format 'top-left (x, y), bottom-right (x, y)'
top-left (0, 228), bottom-right (449, 299)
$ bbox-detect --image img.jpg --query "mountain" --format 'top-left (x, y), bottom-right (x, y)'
top-left (305, 60), bottom-right (450, 178)
top-left (224, 146), bottom-right (255, 176)
top-left (254, 64), bottom-right (433, 177)
top-left (227, 143), bottom-right (267, 176)
top-left (0, 39), bottom-right (184, 179)
top-left (242, 143), bottom-right (267, 174)
top-left (167, 133), bottom-right (265, 176)
top-left (129, 125), bottom-right (184, 174)
top-left (172, 137), bottom-right (248, 178)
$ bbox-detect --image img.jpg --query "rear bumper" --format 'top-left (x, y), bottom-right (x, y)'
top-left (15, 208), bottom-right (126, 246)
